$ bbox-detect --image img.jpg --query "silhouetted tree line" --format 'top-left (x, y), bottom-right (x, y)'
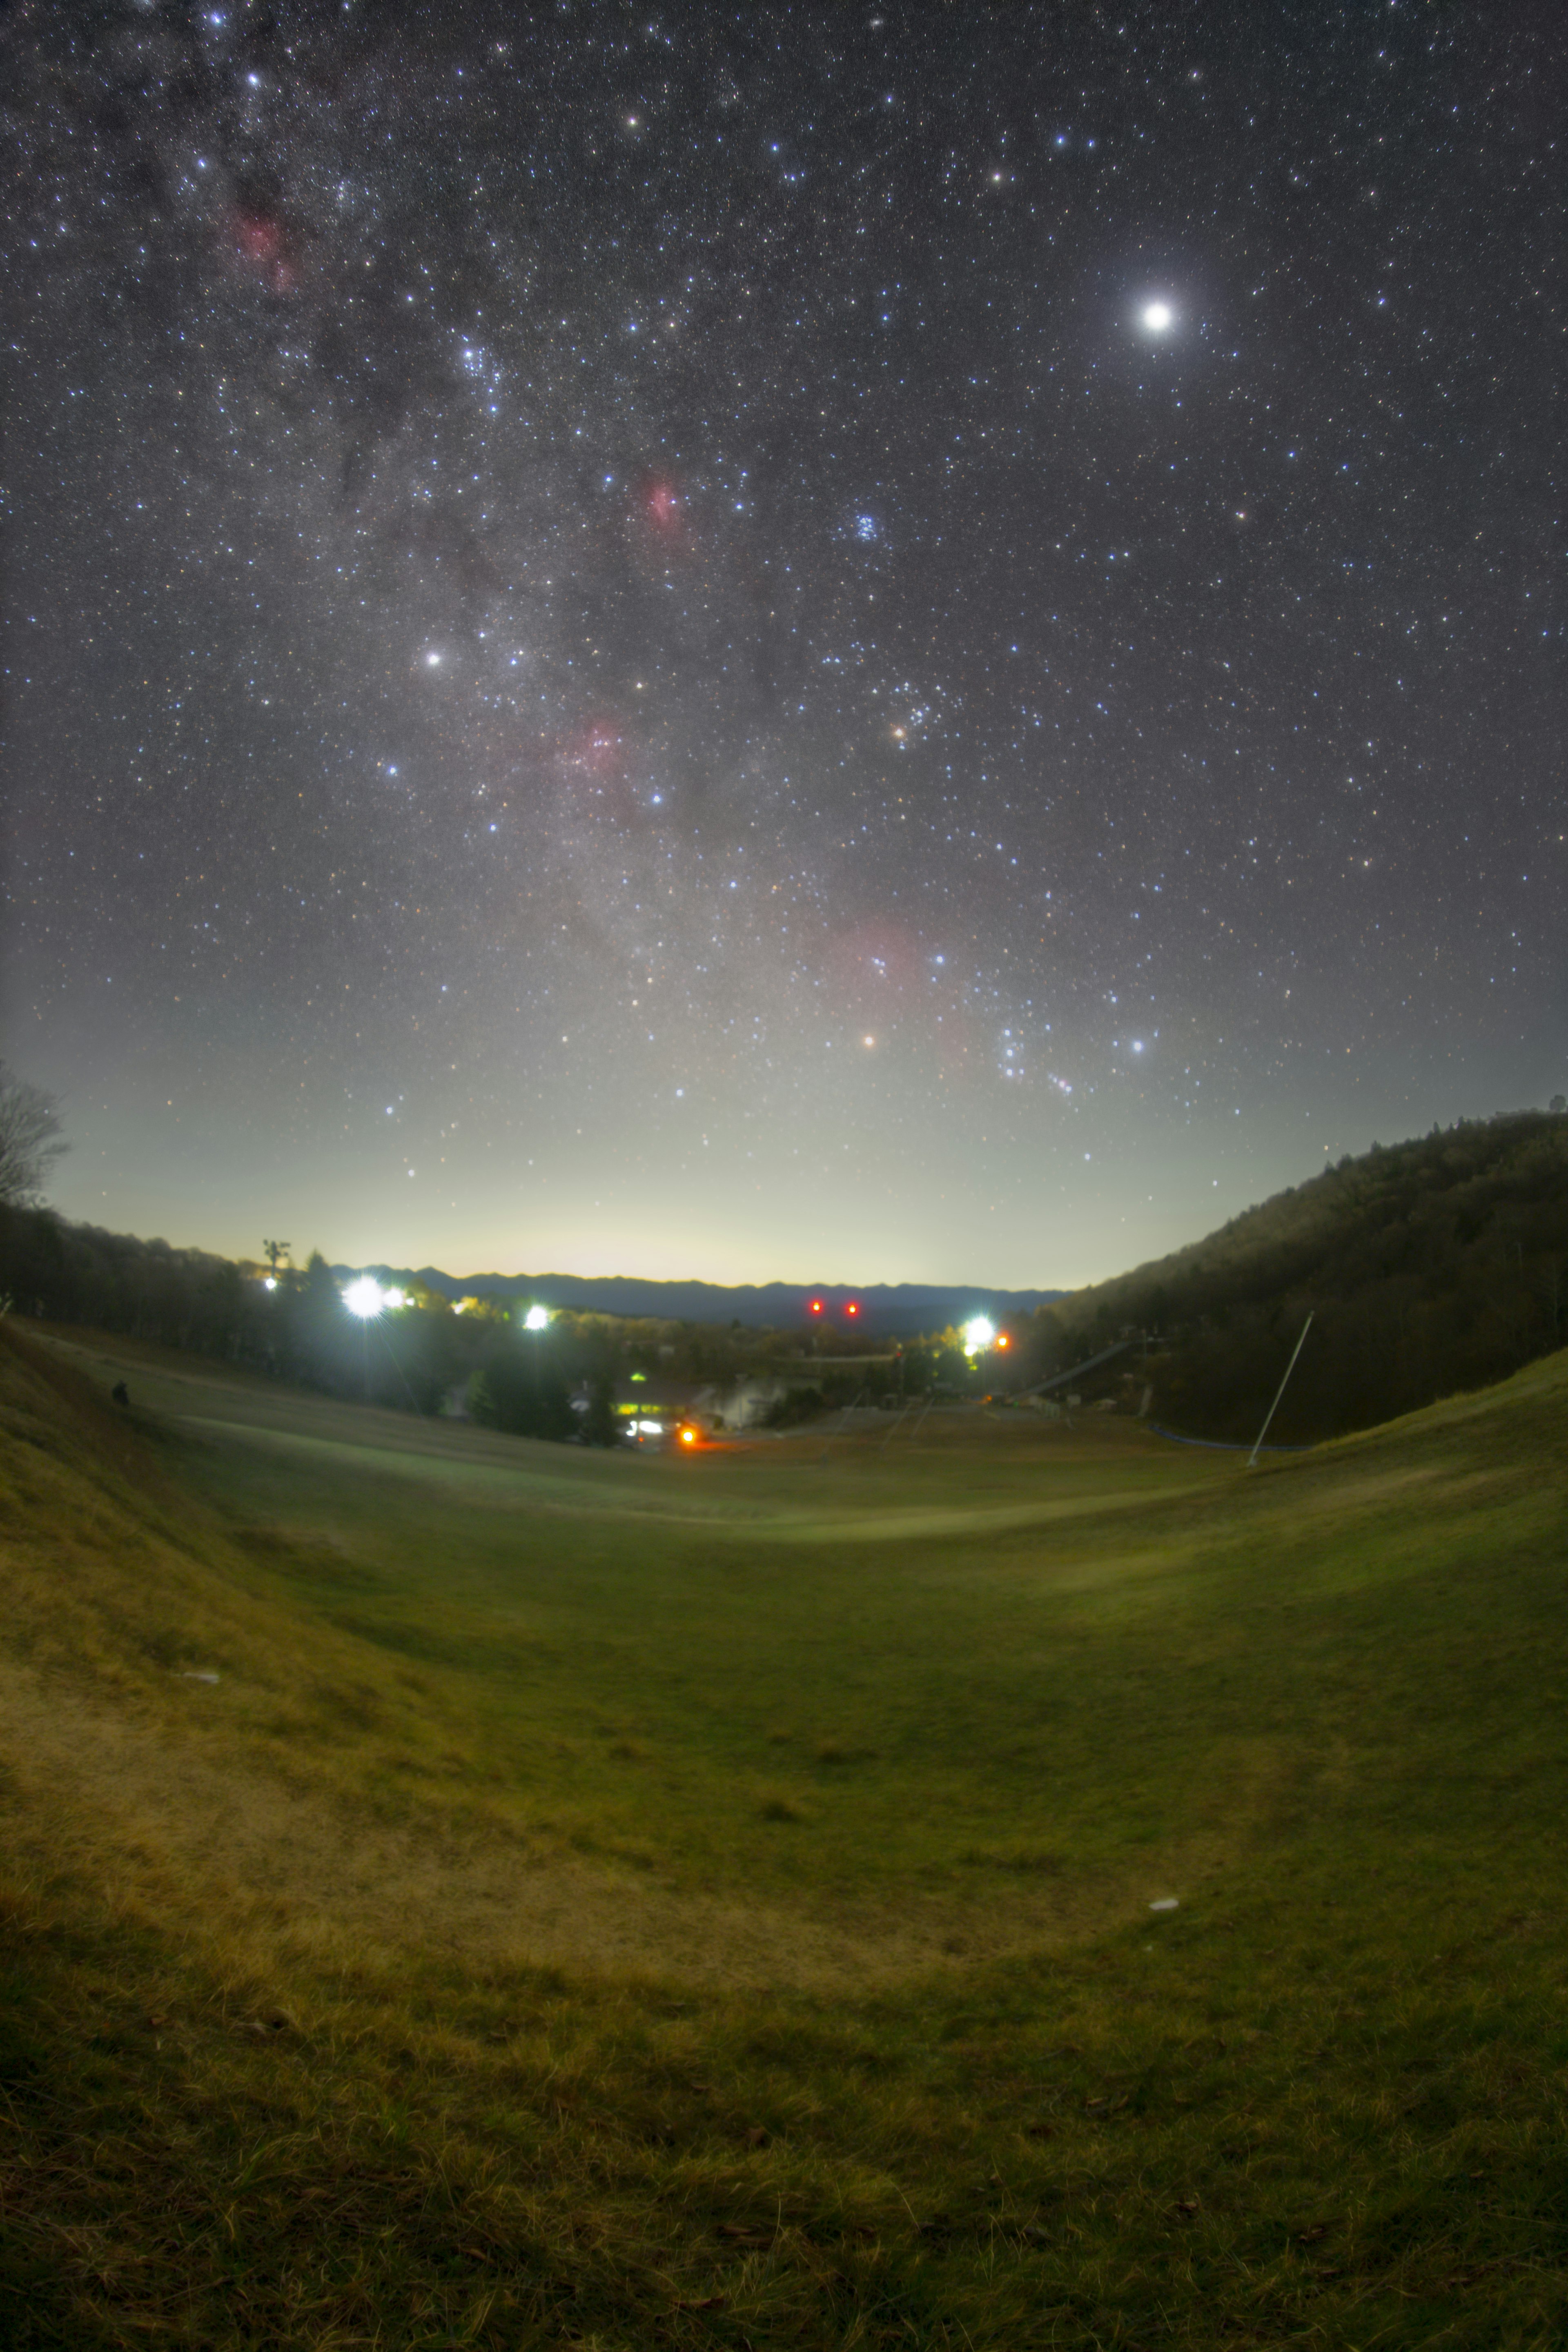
top-left (1024, 1111), bottom-right (1568, 1442)
top-left (0, 1212), bottom-right (629, 1434)
top-left (0, 1207), bottom-right (266, 1359)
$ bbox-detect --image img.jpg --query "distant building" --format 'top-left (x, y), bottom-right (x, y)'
top-left (567, 1372), bottom-right (804, 1441)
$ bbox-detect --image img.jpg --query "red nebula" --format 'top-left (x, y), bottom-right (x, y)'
top-left (235, 213), bottom-right (281, 262)
top-left (229, 210), bottom-right (296, 293)
top-left (643, 479), bottom-right (682, 532)
top-left (553, 715), bottom-right (649, 830)
top-left (563, 718), bottom-right (625, 773)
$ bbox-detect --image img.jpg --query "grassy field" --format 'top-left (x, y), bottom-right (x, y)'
top-left (2, 1319), bottom-right (1567, 2348)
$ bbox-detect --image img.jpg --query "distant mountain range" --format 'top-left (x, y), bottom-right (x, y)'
top-left (332, 1267), bottom-right (1065, 1335)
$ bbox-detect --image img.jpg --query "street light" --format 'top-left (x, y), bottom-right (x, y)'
top-left (343, 1275), bottom-right (388, 1399)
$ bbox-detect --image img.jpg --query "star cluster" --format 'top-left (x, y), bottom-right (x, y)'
top-left (3, 2), bottom-right (1564, 1282)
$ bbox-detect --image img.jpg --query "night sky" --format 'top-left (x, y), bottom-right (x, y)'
top-left (4, 1), bottom-right (1564, 1288)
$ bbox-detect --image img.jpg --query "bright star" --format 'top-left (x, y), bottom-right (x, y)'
top-left (1142, 301), bottom-right (1174, 332)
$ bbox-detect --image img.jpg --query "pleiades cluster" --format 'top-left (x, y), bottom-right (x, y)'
top-left (3, 2), bottom-right (1563, 1281)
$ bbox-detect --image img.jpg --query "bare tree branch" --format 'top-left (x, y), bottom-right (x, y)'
top-left (0, 1065), bottom-right (69, 1208)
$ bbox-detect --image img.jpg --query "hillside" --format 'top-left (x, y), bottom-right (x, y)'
top-left (5, 1311), bottom-right (1568, 2344)
top-left (1034, 1108), bottom-right (1568, 1441)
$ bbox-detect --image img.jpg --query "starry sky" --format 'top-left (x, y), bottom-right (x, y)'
top-left (4, 0), bottom-right (1564, 1289)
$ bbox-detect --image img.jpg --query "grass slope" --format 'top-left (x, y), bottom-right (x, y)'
top-left (2, 1319), bottom-right (1567, 2348)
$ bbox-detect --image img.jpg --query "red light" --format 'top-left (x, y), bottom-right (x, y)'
top-left (679, 1426), bottom-right (696, 1447)
top-left (808, 1298), bottom-right (824, 1314)
top-left (844, 1301), bottom-right (860, 1316)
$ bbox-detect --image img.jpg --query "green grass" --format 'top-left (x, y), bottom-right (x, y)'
top-left (2, 1321), bottom-right (1568, 2346)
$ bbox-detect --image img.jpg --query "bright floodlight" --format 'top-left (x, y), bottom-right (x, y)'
top-left (963, 1315), bottom-right (996, 1354)
top-left (523, 1303), bottom-right (550, 1332)
top-left (344, 1276), bottom-right (384, 1319)
top-left (1142, 301), bottom-right (1174, 332)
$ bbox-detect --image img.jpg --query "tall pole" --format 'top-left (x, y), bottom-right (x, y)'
top-left (1248, 1313), bottom-right (1313, 1469)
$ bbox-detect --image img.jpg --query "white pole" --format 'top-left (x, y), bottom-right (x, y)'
top-left (1247, 1312), bottom-right (1313, 1469)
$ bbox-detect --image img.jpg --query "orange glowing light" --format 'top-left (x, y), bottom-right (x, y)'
top-left (997, 1333), bottom-right (1011, 1349)
top-left (679, 1426), bottom-right (697, 1446)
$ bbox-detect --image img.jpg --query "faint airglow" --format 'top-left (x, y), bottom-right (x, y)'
top-left (963, 1314), bottom-right (996, 1354)
top-left (523, 1303), bottom-right (550, 1331)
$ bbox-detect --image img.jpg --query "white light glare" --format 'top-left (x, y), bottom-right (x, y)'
top-left (963, 1315), bottom-right (996, 1355)
top-left (523, 1304), bottom-right (551, 1332)
top-left (344, 1276), bottom-right (385, 1319)
top-left (1142, 301), bottom-right (1174, 332)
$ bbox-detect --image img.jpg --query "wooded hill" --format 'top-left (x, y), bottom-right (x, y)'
top-left (1031, 1110), bottom-right (1568, 1444)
